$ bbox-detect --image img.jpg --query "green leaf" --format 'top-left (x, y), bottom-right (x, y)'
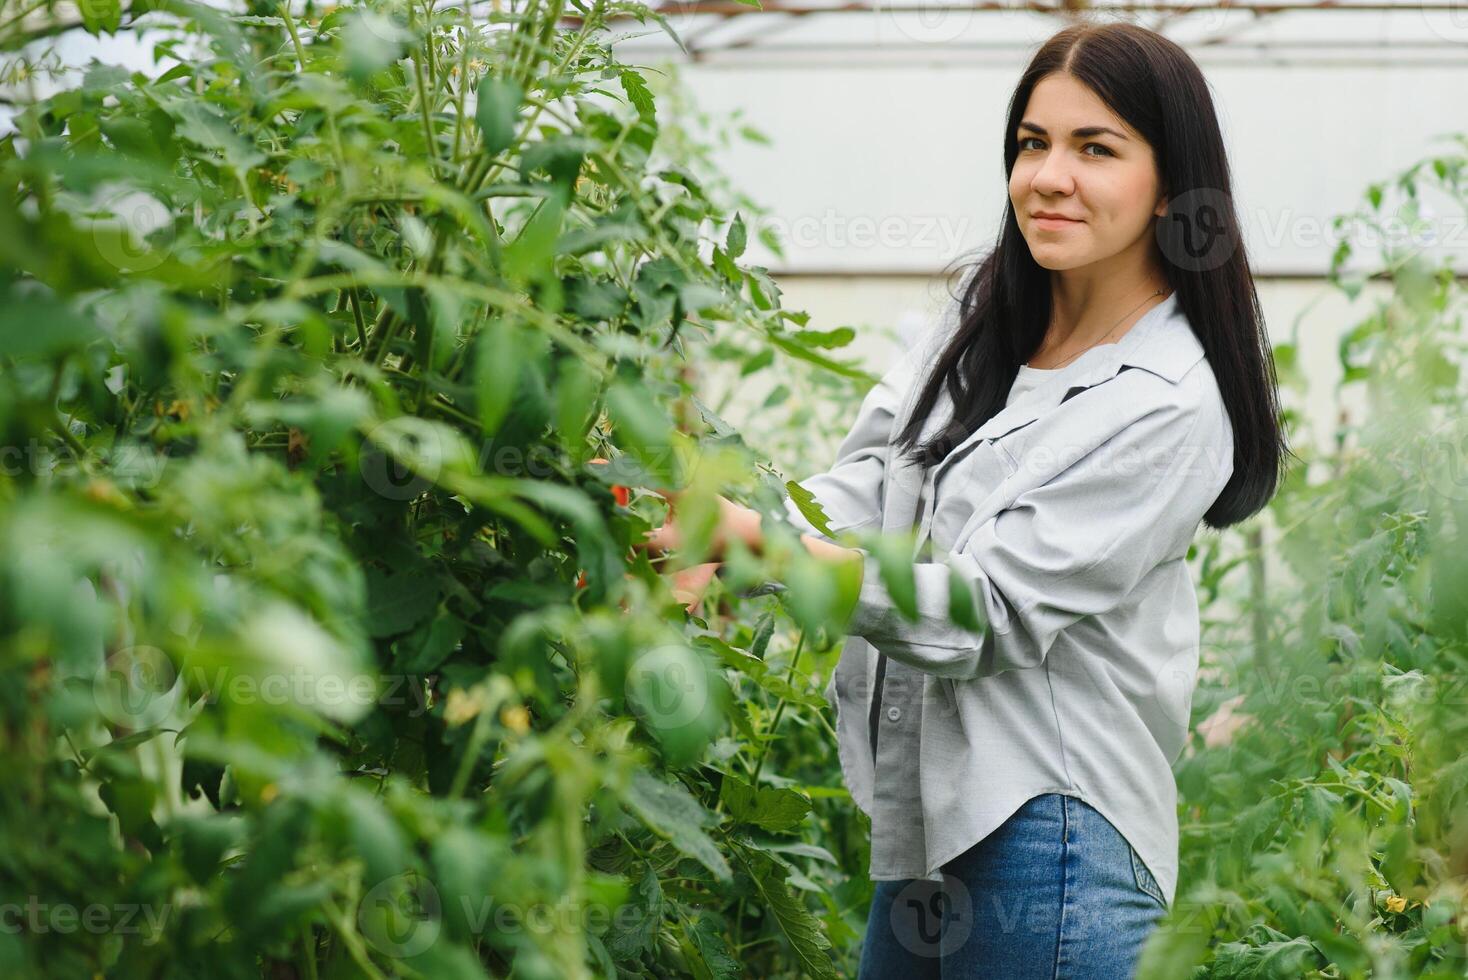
top-left (733, 844), bottom-right (836, 979)
top-left (1396, 253), bottom-right (1438, 314)
top-left (365, 568), bottom-right (440, 638)
top-left (474, 317), bottom-right (523, 435)
top-left (503, 194), bottom-right (566, 285)
top-left (726, 212), bottom-right (747, 259)
top-left (606, 380), bottom-right (679, 485)
top-left (344, 792), bottom-right (409, 888)
top-left (768, 332), bottom-right (874, 381)
top-left (402, 942), bottom-right (491, 980)
top-left (394, 615), bottom-right (465, 673)
top-left (235, 601), bottom-right (374, 724)
top-left (475, 77), bottom-right (523, 156)
top-left (80, 0), bottom-right (123, 36)
top-left (740, 347), bottom-right (774, 377)
top-left (167, 99), bottom-right (264, 172)
top-left (784, 480), bottom-right (836, 537)
top-left (1379, 823), bottom-right (1421, 894)
top-left (719, 772), bottom-right (812, 833)
top-left (431, 827), bottom-right (505, 941)
top-left (554, 355), bottom-right (600, 455)
top-left (604, 865), bottom-right (663, 958)
top-left (679, 908), bottom-right (739, 980)
top-left (0, 291), bottom-right (98, 359)
top-left (98, 777), bottom-right (163, 852)
top-left (176, 814), bottom-right (244, 885)
top-left (363, 415), bottom-right (480, 488)
top-left (750, 610), bottom-right (777, 660)
top-left (873, 533), bottom-right (919, 621)
top-left (620, 69), bottom-right (656, 123)
top-left (947, 559), bottom-right (984, 633)
top-left (694, 636), bottom-right (826, 710)
top-left (623, 771), bottom-right (731, 881)
top-left (780, 550), bottom-right (837, 633)
top-left (787, 326), bottom-right (855, 350)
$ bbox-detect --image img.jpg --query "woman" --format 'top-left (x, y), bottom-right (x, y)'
top-left (648, 22), bottom-right (1287, 978)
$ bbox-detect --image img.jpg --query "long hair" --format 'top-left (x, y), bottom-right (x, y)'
top-left (893, 22), bottom-right (1290, 530)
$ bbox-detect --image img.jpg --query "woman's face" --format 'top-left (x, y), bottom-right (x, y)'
top-left (1008, 73), bottom-right (1166, 272)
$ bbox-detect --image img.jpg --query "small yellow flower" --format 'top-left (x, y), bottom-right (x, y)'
top-left (84, 479), bottom-right (131, 509)
top-left (444, 686), bottom-right (489, 726)
top-left (1384, 895), bottom-right (1407, 913)
top-left (500, 705), bottom-right (530, 734)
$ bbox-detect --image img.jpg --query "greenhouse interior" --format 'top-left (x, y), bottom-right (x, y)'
top-left (1, 0), bottom-right (1465, 977)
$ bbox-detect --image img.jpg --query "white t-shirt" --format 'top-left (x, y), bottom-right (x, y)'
top-left (913, 363), bottom-right (1060, 556)
top-left (1008, 362), bottom-right (1062, 405)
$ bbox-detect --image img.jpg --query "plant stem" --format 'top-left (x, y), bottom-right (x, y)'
top-left (348, 286), bottom-right (369, 350)
top-left (749, 627), bottom-right (806, 786)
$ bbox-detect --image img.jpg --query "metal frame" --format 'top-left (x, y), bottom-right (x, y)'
top-left (587, 1), bottom-right (1468, 67)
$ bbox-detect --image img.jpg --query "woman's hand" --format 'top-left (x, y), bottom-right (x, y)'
top-left (638, 490), bottom-right (764, 564)
top-left (634, 488), bottom-right (864, 622)
top-left (668, 561), bottom-right (722, 616)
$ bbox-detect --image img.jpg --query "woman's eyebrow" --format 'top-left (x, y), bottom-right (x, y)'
top-left (1018, 121), bottom-right (1130, 141)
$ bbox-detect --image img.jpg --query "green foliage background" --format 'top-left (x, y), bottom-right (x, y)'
top-left (0, 0), bottom-right (1464, 976)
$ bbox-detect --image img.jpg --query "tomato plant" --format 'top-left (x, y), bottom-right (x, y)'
top-left (1140, 140), bottom-right (1468, 978)
top-left (2, 0), bottom-right (1465, 976)
top-left (0, 1), bottom-right (872, 976)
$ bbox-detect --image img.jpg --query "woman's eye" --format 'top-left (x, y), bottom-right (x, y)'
top-left (1017, 138), bottom-right (1113, 157)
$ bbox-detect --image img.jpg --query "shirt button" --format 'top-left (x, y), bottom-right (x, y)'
top-left (886, 706), bottom-right (902, 722)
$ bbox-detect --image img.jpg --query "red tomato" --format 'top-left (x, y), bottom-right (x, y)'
top-left (589, 457), bottom-right (630, 507)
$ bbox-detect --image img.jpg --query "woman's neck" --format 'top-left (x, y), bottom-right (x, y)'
top-left (1028, 281), bottom-right (1170, 369)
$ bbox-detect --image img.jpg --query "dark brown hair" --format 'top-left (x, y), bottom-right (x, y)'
top-left (894, 22), bottom-right (1290, 529)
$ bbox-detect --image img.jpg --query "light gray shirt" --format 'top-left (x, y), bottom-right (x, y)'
top-left (781, 293), bottom-right (1234, 906)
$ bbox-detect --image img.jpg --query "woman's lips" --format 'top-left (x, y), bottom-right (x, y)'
top-left (1034, 216), bottom-right (1082, 230)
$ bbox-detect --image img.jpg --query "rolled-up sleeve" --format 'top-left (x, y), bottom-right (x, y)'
top-left (845, 376), bottom-right (1233, 680)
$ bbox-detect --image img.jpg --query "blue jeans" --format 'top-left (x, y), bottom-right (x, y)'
top-left (858, 793), bottom-right (1168, 979)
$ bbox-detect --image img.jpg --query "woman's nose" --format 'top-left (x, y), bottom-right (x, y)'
top-left (1031, 151), bottom-right (1077, 194)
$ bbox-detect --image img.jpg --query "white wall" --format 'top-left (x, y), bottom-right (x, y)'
top-left (627, 17), bottom-right (1466, 466)
top-left (658, 57), bottom-right (1465, 276)
top-left (719, 275), bottom-right (1387, 460)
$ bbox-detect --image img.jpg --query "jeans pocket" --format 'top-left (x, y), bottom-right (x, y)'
top-left (1127, 844), bottom-right (1167, 910)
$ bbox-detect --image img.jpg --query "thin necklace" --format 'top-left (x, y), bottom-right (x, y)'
top-left (1029, 287), bottom-right (1168, 370)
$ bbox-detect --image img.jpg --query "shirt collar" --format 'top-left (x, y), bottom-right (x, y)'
top-left (962, 290), bottom-right (1200, 443)
top-left (885, 292), bottom-right (1203, 532)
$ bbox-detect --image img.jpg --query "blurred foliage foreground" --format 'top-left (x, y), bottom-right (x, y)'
top-left (1, 0), bottom-right (1467, 976)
